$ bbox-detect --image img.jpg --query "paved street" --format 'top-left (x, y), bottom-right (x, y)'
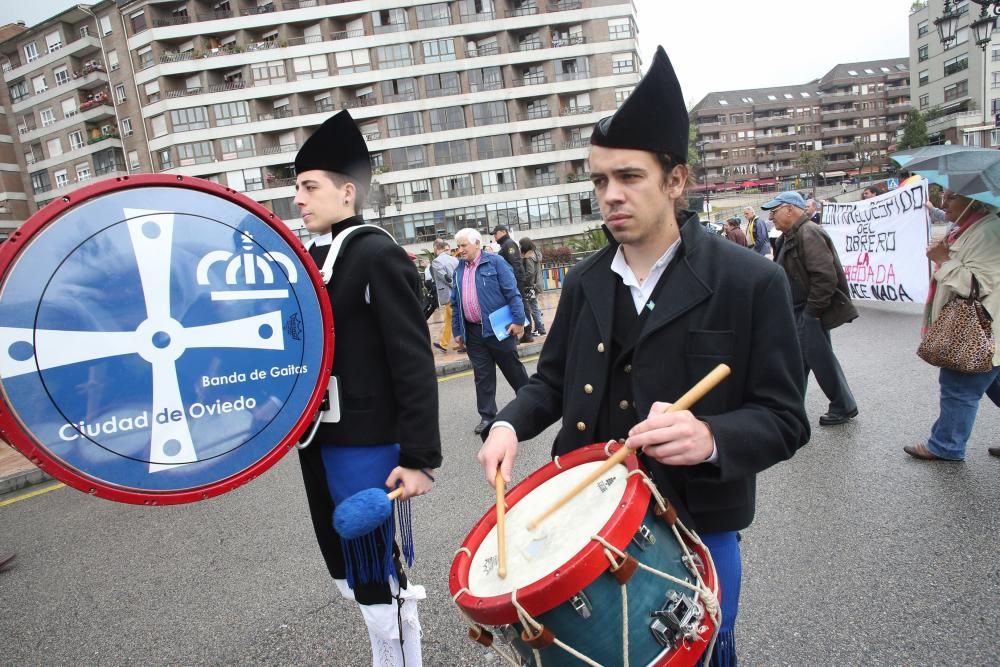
top-left (1, 301), bottom-right (998, 666)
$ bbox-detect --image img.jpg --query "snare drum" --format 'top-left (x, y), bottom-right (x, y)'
top-left (450, 443), bottom-right (719, 667)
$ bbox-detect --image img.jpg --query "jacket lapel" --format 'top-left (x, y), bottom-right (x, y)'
top-left (638, 215), bottom-right (713, 343)
top-left (577, 247), bottom-right (617, 347)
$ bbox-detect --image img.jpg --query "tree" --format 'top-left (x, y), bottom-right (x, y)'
top-left (687, 124), bottom-right (701, 167)
top-left (568, 227), bottom-right (608, 254)
top-left (851, 139), bottom-right (872, 178)
top-left (897, 110), bottom-right (929, 150)
top-left (795, 150), bottom-right (827, 197)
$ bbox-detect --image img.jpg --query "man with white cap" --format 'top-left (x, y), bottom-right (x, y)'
top-left (477, 47), bottom-right (809, 665)
top-left (293, 110), bottom-right (441, 666)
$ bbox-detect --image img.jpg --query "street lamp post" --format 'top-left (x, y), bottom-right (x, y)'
top-left (696, 140), bottom-right (710, 218)
top-left (935, 1), bottom-right (1000, 144)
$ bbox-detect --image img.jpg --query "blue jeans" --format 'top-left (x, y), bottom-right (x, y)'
top-left (926, 366), bottom-right (1000, 460)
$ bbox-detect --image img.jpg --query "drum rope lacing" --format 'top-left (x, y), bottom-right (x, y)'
top-left (510, 590), bottom-right (602, 667)
top-left (450, 587), bottom-right (521, 667)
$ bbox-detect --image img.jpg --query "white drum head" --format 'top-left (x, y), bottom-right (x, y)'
top-left (468, 461), bottom-right (628, 597)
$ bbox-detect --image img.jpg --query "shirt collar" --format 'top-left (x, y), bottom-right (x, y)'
top-left (312, 232), bottom-right (332, 247)
top-left (609, 238), bottom-right (681, 287)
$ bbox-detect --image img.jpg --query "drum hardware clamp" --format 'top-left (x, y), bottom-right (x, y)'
top-left (649, 590), bottom-right (703, 649)
top-left (295, 406), bottom-right (328, 450)
top-left (498, 625), bottom-right (537, 666)
top-left (568, 592), bottom-right (593, 619)
top-left (630, 524), bottom-right (656, 551)
top-left (682, 552), bottom-right (706, 576)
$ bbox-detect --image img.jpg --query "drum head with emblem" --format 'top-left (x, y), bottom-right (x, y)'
top-left (0, 175), bottom-right (332, 504)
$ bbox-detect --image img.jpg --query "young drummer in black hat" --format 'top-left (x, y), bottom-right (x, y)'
top-left (293, 110), bottom-right (441, 666)
top-left (477, 47), bottom-right (809, 665)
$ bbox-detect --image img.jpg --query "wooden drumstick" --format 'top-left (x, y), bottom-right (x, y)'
top-left (527, 363), bottom-right (731, 531)
top-left (495, 471), bottom-right (507, 579)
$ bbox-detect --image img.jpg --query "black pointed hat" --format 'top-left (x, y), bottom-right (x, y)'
top-left (294, 110), bottom-right (372, 189)
top-left (590, 46), bottom-right (688, 162)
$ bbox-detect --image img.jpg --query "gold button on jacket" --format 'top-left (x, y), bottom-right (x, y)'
top-left (584, 384), bottom-right (593, 394)
top-left (597, 343), bottom-right (605, 353)
top-left (576, 421), bottom-right (586, 431)
top-left (619, 400), bottom-right (630, 410)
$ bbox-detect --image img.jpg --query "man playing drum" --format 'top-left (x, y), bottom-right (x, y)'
top-left (477, 47), bottom-right (810, 666)
top-left (293, 110), bottom-right (441, 667)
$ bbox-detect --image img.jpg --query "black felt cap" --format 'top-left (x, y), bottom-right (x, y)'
top-left (294, 110), bottom-right (371, 189)
top-left (590, 46), bottom-right (688, 162)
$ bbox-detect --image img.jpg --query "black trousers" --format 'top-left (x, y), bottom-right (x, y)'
top-left (795, 307), bottom-right (857, 416)
top-left (298, 442), bottom-right (406, 605)
top-left (464, 320), bottom-right (529, 420)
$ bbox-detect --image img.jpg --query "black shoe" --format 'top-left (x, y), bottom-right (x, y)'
top-left (989, 446), bottom-right (1000, 458)
top-left (818, 408), bottom-right (858, 426)
top-left (519, 335), bottom-right (534, 344)
top-left (473, 419), bottom-right (490, 435)
top-left (534, 330), bottom-right (546, 336)
top-left (433, 342), bottom-right (447, 353)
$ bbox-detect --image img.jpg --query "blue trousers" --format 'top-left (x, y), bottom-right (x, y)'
top-left (926, 366), bottom-right (1000, 460)
top-left (701, 531), bottom-right (741, 667)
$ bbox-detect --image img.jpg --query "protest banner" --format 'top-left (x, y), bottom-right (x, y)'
top-left (820, 180), bottom-right (930, 303)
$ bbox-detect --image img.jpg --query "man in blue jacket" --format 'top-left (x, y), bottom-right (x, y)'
top-left (452, 227), bottom-right (530, 434)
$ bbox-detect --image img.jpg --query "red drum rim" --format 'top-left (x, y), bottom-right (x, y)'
top-left (0, 174), bottom-right (333, 505)
top-left (449, 442), bottom-right (650, 626)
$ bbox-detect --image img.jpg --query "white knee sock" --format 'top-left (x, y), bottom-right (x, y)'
top-left (335, 578), bottom-right (424, 667)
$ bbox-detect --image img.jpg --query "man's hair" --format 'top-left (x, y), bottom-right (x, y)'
top-left (454, 228), bottom-right (481, 246)
top-left (654, 152), bottom-right (693, 215)
top-left (322, 170), bottom-right (366, 215)
top-left (743, 207), bottom-right (754, 215)
top-left (432, 238), bottom-right (450, 251)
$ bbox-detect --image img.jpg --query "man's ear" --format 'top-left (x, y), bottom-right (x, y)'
top-left (663, 164), bottom-right (688, 200)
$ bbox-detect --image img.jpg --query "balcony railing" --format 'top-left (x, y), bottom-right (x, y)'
top-left (96, 163), bottom-right (127, 176)
top-left (549, 0), bottom-right (583, 10)
top-left (343, 96), bottom-right (378, 109)
top-left (153, 16), bottom-right (192, 27)
top-left (265, 176), bottom-right (295, 189)
top-left (555, 70), bottom-right (590, 82)
top-left (460, 10), bottom-right (498, 22)
top-left (513, 73), bottom-right (546, 87)
top-left (560, 105), bottom-right (592, 116)
top-left (529, 174), bottom-right (559, 187)
top-left (260, 143), bottom-right (298, 156)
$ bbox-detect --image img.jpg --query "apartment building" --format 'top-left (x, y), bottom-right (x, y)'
top-left (690, 58), bottom-right (911, 189)
top-left (909, 0), bottom-right (999, 147)
top-left (0, 0), bottom-right (640, 247)
top-left (0, 5), bottom-right (149, 235)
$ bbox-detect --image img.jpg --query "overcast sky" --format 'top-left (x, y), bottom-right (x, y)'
top-left (12, 0), bottom-right (914, 105)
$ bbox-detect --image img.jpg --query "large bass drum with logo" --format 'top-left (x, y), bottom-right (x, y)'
top-left (0, 175), bottom-right (332, 504)
top-left (450, 443), bottom-right (720, 667)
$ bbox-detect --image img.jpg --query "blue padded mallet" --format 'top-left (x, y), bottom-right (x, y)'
top-left (334, 487), bottom-right (404, 540)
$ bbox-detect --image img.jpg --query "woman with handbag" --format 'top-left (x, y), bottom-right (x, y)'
top-left (905, 192), bottom-right (1000, 462)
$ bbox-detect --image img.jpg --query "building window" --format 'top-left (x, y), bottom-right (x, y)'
top-left (393, 179), bottom-right (432, 204)
top-left (107, 49), bottom-right (119, 71)
top-left (529, 131), bottom-right (554, 153)
top-left (128, 150), bottom-right (140, 170)
top-left (131, 10), bottom-right (148, 33)
top-left (9, 81), bottom-right (28, 104)
top-left (115, 84), bottom-right (127, 104)
top-left (67, 131), bottom-right (85, 151)
top-left (943, 79), bottom-right (968, 102)
top-left (482, 169), bottom-right (516, 193)
top-left (54, 67), bottom-right (70, 86)
top-left (31, 75), bottom-right (48, 95)
top-left (439, 174), bottom-right (474, 199)
top-left (137, 46), bottom-right (153, 69)
top-left (31, 171), bottom-right (51, 194)
top-left (219, 135), bottom-right (255, 159)
top-left (381, 77), bottom-right (417, 102)
top-left (416, 3), bottom-right (451, 28)
top-left (387, 145), bottom-right (428, 171)
top-left (943, 54), bottom-right (968, 77)
top-left (335, 49), bottom-right (370, 74)
top-left (918, 70), bottom-right (929, 86)
top-left (615, 86), bottom-right (634, 107)
top-left (226, 167), bottom-right (263, 192)
top-left (293, 55), bottom-right (328, 80)
top-left (471, 101), bottom-right (508, 126)
top-left (917, 20), bottom-right (928, 37)
top-left (177, 141), bottom-right (214, 165)
top-left (76, 163), bottom-right (91, 182)
top-left (39, 108), bottom-right (55, 127)
top-left (373, 8), bottom-right (407, 33)
top-left (47, 137), bottom-right (63, 158)
top-left (425, 72), bottom-right (460, 97)
top-left (433, 139), bottom-right (470, 165)
top-left (526, 98), bottom-right (549, 119)
top-left (252, 60), bottom-right (286, 84)
top-left (469, 67), bottom-right (503, 92)
top-left (23, 42), bottom-right (38, 63)
top-left (377, 44), bottom-right (414, 69)
top-left (477, 134), bottom-right (512, 159)
top-left (213, 101), bottom-right (250, 126)
top-left (387, 111), bottom-right (424, 138)
top-left (99, 15), bottom-right (112, 35)
top-left (429, 106), bottom-right (465, 132)
top-left (422, 39), bottom-right (456, 63)
top-left (918, 45), bottom-right (928, 62)
top-left (919, 94), bottom-right (929, 109)
top-left (54, 169), bottom-right (69, 188)
top-left (608, 17), bottom-right (632, 40)
top-left (171, 107), bottom-right (208, 132)
top-left (46, 31), bottom-right (63, 53)
top-left (611, 52), bottom-right (635, 75)
top-left (144, 80), bottom-right (160, 103)
top-left (121, 118), bottom-right (133, 137)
